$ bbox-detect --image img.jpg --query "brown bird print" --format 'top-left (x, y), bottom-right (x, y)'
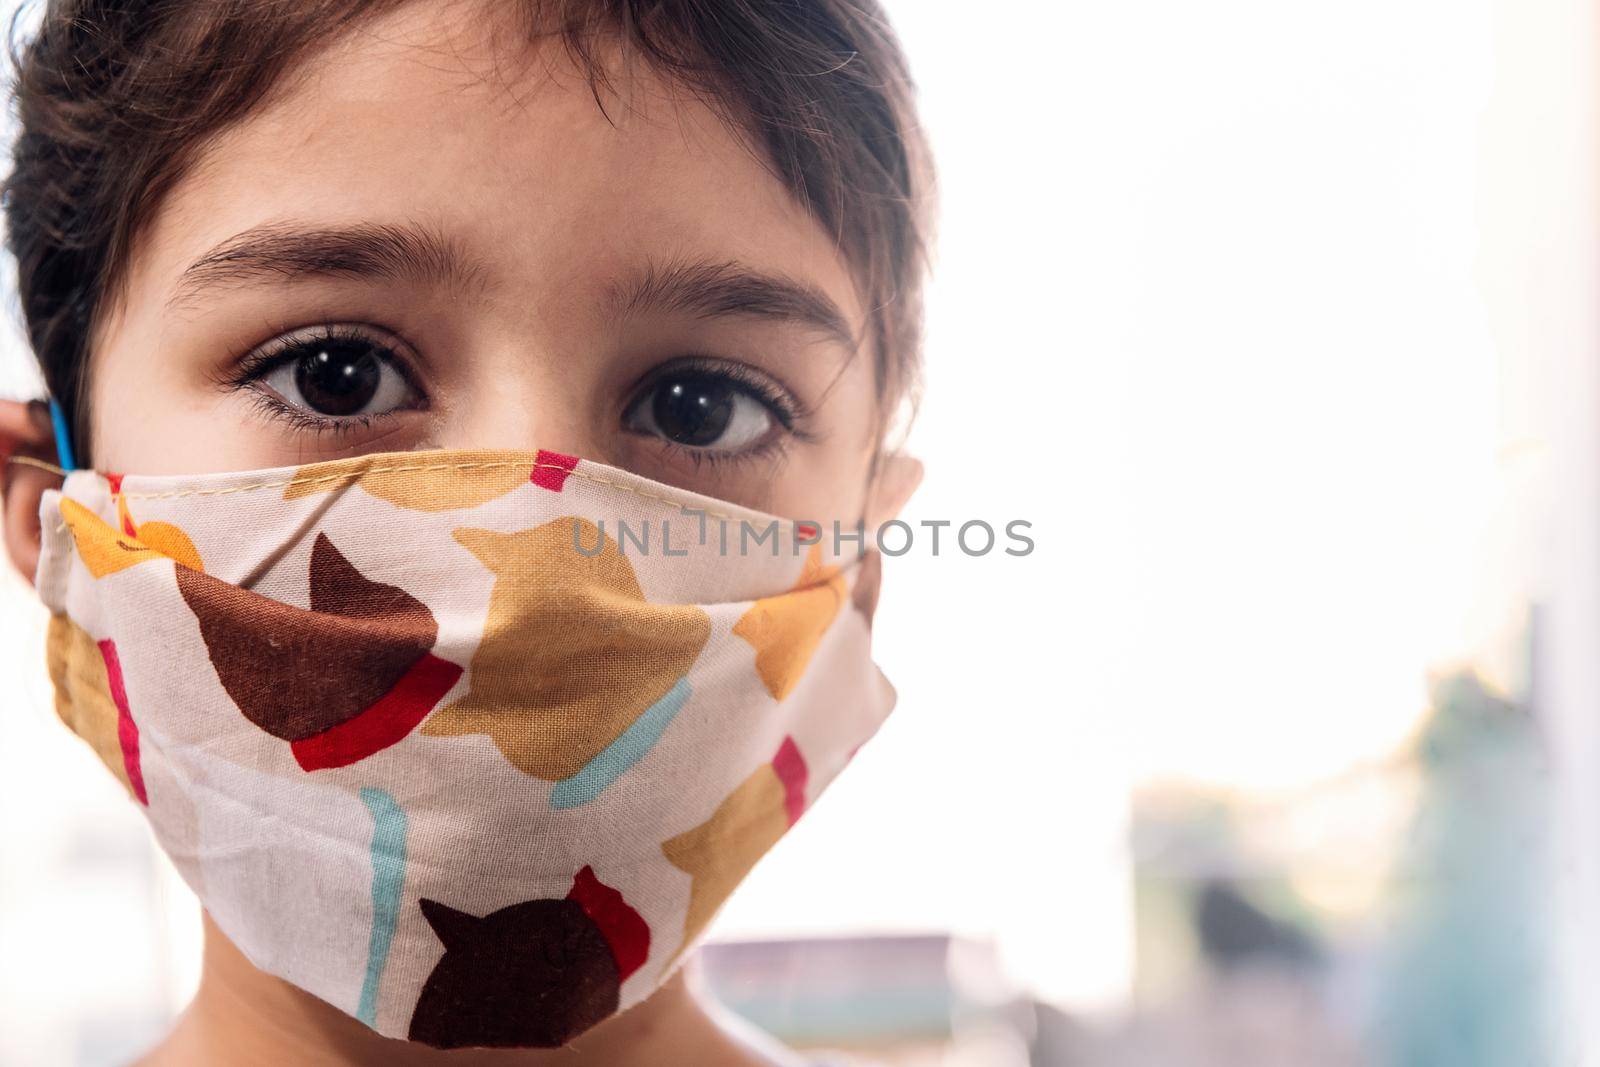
top-left (407, 865), bottom-right (650, 1049)
top-left (177, 532), bottom-right (462, 771)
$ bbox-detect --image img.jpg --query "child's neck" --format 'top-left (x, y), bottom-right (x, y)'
top-left (135, 911), bottom-right (791, 1067)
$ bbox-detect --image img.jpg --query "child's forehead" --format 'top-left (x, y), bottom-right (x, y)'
top-left (122, 0), bottom-right (864, 333)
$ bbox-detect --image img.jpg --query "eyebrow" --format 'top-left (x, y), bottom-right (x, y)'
top-left (167, 220), bottom-right (488, 311)
top-left (168, 222), bottom-right (858, 349)
top-left (607, 256), bottom-right (859, 350)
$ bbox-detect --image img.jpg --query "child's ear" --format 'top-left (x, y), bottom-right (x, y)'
top-left (0, 398), bottom-right (59, 583)
top-left (864, 451), bottom-right (923, 530)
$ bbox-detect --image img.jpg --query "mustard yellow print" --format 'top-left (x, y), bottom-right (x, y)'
top-left (45, 613), bottom-right (139, 800)
top-left (661, 737), bottom-right (807, 965)
top-left (111, 492), bottom-right (204, 572)
top-left (136, 523), bottom-right (203, 572)
top-left (62, 497), bottom-right (153, 577)
top-left (61, 497), bottom-right (201, 577)
top-left (63, 496), bottom-right (204, 577)
top-left (732, 544), bottom-right (847, 702)
top-left (421, 519), bottom-right (710, 780)
top-left (282, 451), bottom-right (534, 512)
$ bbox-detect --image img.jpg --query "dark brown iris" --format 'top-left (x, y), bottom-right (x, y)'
top-left (652, 373), bottom-right (734, 446)
top-left (293, 343), bottom-right (382, 416)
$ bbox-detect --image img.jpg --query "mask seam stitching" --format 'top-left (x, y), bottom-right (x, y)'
top-left (111, 461), bottom-right (755, 525)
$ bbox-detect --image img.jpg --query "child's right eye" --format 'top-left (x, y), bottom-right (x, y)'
top-left (229, 323), bottom-right (427, 432)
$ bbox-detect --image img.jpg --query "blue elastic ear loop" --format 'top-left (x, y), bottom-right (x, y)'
top-left (47, 396), bottom-right (77, 472)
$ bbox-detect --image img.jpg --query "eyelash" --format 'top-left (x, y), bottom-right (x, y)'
top-left (220, 325), bottom-right (818, 462)
top-left (622, 355), bottom-right (817, 467)
top-left (239, 389), bottom-right (390, 439)
top-left (221, 323), bottom-right (421, 442)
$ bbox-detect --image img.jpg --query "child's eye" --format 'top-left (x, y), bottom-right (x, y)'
top-left (235, 324), bottom-right (422, 423)
top-left (258, 330), bottom-right (417, 418)
top-left (622, 364), bottom-right (792, 454)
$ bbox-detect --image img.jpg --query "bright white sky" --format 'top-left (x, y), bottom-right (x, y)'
top-left (0, 0), bottom-right (1585, 1052)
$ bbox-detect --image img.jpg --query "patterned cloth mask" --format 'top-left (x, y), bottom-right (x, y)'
top-left (31, 447), bottom-right (892, 1049)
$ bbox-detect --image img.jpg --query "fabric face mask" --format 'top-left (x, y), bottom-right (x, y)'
top-left (31, 447), bottom-right (892, 1049)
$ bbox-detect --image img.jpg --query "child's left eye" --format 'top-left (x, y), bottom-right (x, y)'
top-left (623, 370), bottom-right (777, 453)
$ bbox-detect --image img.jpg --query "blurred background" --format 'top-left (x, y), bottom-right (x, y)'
top-left (2, 1), bottom-right (1597, 1064)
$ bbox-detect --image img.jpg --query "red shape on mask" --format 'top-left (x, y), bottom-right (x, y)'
top-left (566, 864), bottom-right (650, 982)
top-left (530, 450), bottom-right (579, 492)
top-left (771, 735), bottom-right (809, 826)
top-left (97, 639), bottom-right (148, 806)
top-left (290, 652), bottom-right (462, 771)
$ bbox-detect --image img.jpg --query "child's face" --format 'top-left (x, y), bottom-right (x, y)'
top-left (84, 0), bottom-right (904, 527)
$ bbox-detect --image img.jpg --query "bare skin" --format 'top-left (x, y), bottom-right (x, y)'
top-left (138, 913), bottom-right (797, 1067)
top-left (0, 1), bottom-right (919, 1064)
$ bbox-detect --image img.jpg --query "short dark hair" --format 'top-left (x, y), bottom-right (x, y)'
top-left (2, 0), bottom-right (935, 465)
